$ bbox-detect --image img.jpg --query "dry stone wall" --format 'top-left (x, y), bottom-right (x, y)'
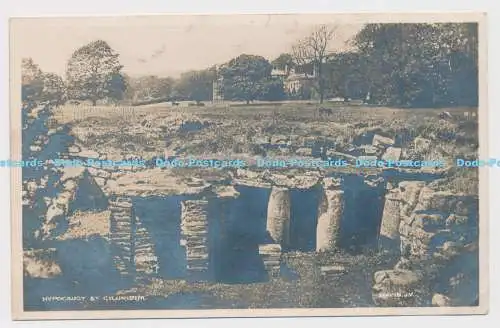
top-left (108, 197), bottom-right (135, 277)
top-left (22, 103), bottom-right (55, 247)
top-left (373, 181), bottom-right (479, 307)
top-left (133, 215), bottom-right (159, 277)
top-left (21, 103), bottom-right (135, 294)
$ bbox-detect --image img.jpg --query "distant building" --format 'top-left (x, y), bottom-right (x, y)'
top-left (271, 65), bottom-right (289, 81)
top-left (281, 66), bottom-right (316, 96)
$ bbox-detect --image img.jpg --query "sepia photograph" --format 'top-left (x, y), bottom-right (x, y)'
top-left (10, 12), bottom-right (488, 320)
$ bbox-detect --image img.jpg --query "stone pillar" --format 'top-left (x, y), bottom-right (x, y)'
top-left (378, 187), bottom-right (402, 254)
top-left (316, 178), bottom-right (344, 252)
top-left (181, 200), bottom-right (211, 281)
top-left (266, 187), bottom-right (291, 248)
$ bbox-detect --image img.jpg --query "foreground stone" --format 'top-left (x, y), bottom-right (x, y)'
top-left (23, 248), bottom-right (62, 278)
top-left (372, 269), bottom-right (431, 307)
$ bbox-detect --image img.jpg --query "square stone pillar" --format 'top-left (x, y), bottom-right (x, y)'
top-left (181, 200), bottom-right (212, 281)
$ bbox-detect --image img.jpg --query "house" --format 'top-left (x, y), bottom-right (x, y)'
top-left (283, 67), bottom-right (316, 96)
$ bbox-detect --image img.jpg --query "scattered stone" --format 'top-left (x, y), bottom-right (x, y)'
top-left (432, 293), bottom-right (452, 307)
top-left (29, 145), bottom-right (42, 152)
top-left (320, 264), bottom-right (347, 277)
top-left (45, 204), bottom-right (65, 223)
top-left (362, 145), bottom-right (379, 156)
top-left (372, 269), bottom-right (430, 307)
top-left (413, 137), bottom-right (432, 153)
top-left (88, 167), bottom-right (112, 179)
top-left (78, 149), bottom-right (100, 158)
top-left (94, 177), bottom-right (107, 187)
top-left (372, 134), bottom-right (394, 148)
top-left (394, 258), bottom-right (413, 270)
top-left (382, 147), bottom-right (402, 161)
top-left (23, 248), bottom-right (62, 278)
top-left (357, 155), bottom-right (378, 162)
top-left (295, 147), bottom-right (312, 156)
top-left (68, 145), bottom-right (81, 154)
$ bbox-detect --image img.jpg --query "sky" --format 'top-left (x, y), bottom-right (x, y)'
top-left (11, 14), bottom-right (364, 78)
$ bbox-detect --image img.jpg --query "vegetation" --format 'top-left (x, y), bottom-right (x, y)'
top-left (353, 23), bottom-right (478, 107)
top-left (292, 24), bottom-right (336, 104)
top-left (66, 40), bottom-right (126, 106)
top-left (22, 58), bottom-right (65, 106)
top-left (21, 22), bottom-right (478, 108)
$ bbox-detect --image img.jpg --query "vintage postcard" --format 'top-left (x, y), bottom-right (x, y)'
top-left (10, 12), bottom-right (488, 320)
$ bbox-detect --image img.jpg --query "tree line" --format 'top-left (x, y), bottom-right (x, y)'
top-left (21, 22), bottom-right (478, 108)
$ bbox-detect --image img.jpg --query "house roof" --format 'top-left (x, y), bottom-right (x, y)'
top-left (286, 73), bottom-right (313, 81)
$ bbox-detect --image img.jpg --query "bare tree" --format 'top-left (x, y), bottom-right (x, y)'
top-left (291, 24), bottom-right (337, 104)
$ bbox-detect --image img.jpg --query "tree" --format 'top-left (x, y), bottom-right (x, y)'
top-left (292, 24), bottom-right (336, 104)
top-left (272, 53), bottom-right (295, 73)
top-left (40, 73), bottom-right (66, 106)
top-left (66, 40), bottom-right (126, 106)
top-left (259, 76), bottom-right (286, 101)
top-left (353, 23), bottom-right (478, 107)
top-left (174, 69), bottom-right (215, 103)
top-left (220, 54), bottom-right (272, 104)
top-left (326, 52), bottom-right (368, 100)
top-left (21, 58), bottom-right (44, 103)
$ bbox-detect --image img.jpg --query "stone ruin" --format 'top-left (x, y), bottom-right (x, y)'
top-left (373, 181), bottom-right (479, 307)
top-left (21, 103), bottom-right (479, 308)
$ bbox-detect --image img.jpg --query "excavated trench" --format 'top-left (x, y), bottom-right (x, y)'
top-left (123, 175), bottom-right (390, 283)
top-left (214, 175), bottom-right (387, 282)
